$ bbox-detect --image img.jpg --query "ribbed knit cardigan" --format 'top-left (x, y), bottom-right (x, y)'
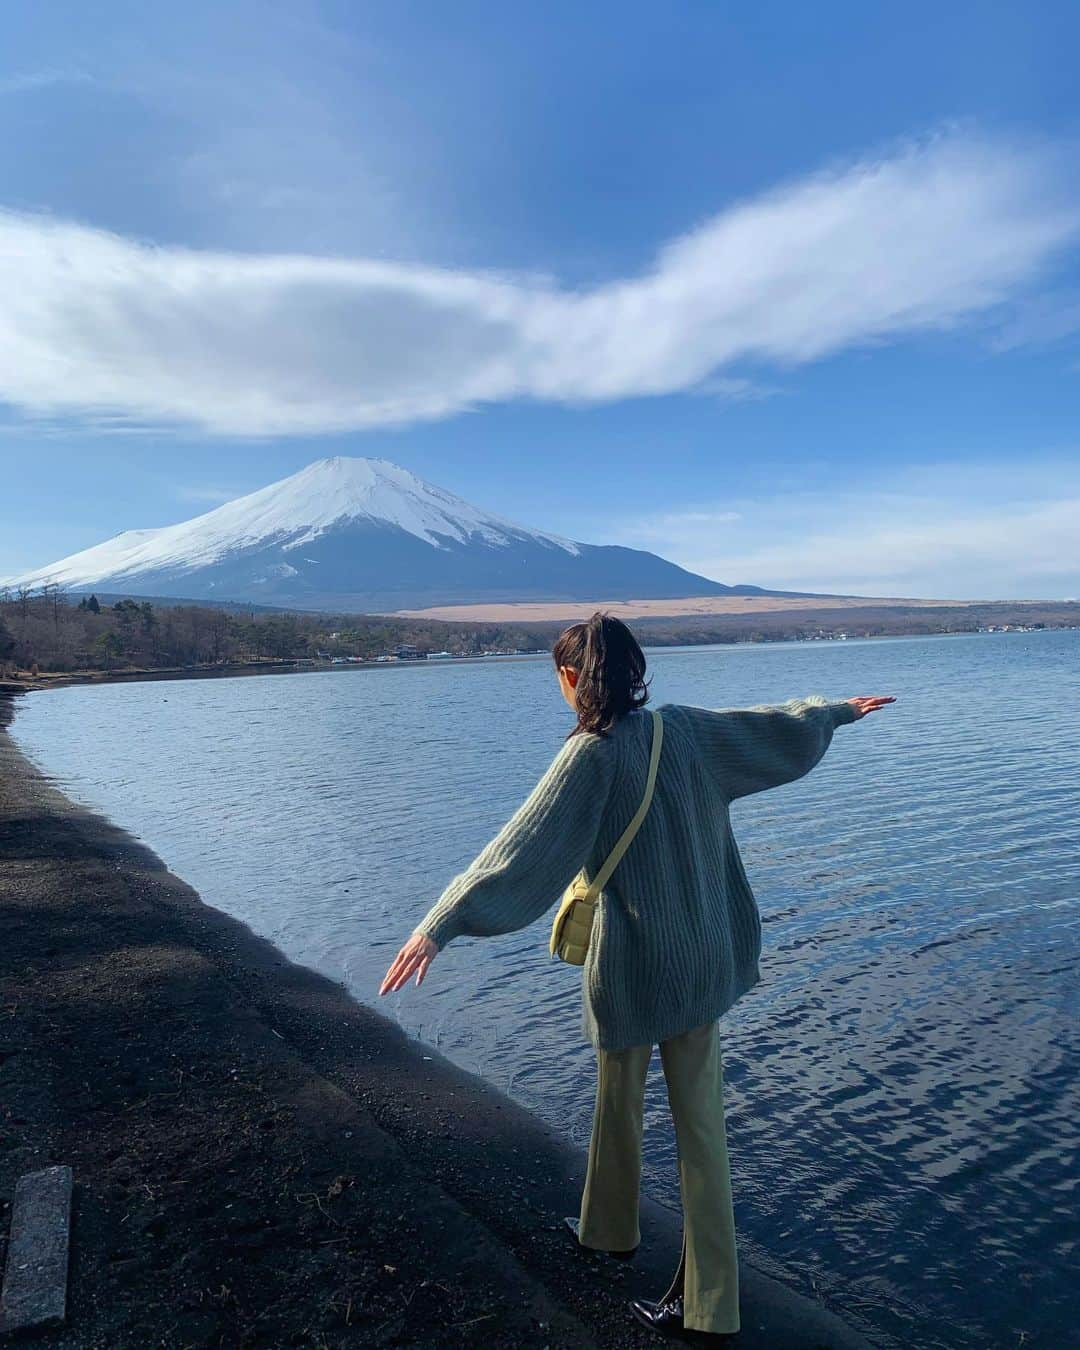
top-left (415, 695), bottom-right (860, 1052)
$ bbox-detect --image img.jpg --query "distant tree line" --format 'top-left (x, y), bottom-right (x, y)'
top-left (1, 585), bottom-right (1075, 679)
top-left (0, 586), bottom-right (563, 675)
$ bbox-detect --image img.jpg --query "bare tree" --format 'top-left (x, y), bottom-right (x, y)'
top-left (40, 582), bottom-right (65, 637)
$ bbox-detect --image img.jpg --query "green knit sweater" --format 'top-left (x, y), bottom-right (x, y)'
top-left (415, 695), bottom-right (859, 1052)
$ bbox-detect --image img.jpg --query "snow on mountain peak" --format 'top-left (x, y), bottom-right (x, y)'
top-left (223, 456), bottom-right (580, 554)
top-left (4, 457), bottom-right (581, 591)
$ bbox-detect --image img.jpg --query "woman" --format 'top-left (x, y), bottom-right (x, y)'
top-left (380, 612), bottom-right (894, 1340)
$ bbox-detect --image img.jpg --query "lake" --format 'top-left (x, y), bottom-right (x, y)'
top-left (12, 630), bottom-right (1080, 1348)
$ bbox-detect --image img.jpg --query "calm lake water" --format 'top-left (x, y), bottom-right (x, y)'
top-left (13, 631), bottom-right (1080, 1349)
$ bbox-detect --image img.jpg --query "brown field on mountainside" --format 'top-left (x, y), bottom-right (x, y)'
top-left (393, 594), bottom-right (1000, 622)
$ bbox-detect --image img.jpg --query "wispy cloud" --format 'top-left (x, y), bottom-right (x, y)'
top-left (0, 69), bottom-right (94, 95)
top-left (1, 131), bottom-right (1077, 436)
top-left (171, 483), bottom-right (244, 505)
top-left (989, 292), bottom-right (1080, 351)
top-left (608, 458), bottom-right (1080, 600)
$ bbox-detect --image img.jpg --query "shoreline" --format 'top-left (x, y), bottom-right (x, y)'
top-left (2, 620), bottom-right (1067, 697)
top-left (0, 687), bottom-right (882, 1347)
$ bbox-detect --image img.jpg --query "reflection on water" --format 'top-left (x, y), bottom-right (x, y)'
top-left (14, 630), bottom-right (1080, 1349)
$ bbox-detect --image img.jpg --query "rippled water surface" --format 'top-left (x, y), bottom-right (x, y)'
top-left (13, 631), bottom-right (1080, 1348)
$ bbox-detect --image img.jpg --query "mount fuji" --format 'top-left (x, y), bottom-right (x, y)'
top-left (6, 457), bottom-right (810, 612)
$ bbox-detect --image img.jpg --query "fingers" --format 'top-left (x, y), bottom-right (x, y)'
top-left (380, 950), bottom-right (420, 994)
top-left (379, 944), bottom-right (416, 995)
top-left (380, 946), bottom-right (409, 989)
top-left (846, 695), bottom-right (897, 720)
top-left (379, 935), bottom-right (437, 995)
top-left (852, 695), bottom-right (897, 717)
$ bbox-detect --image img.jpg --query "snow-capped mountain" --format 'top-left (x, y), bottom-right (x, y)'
top-left (5, 456), bottom-right (785, 612)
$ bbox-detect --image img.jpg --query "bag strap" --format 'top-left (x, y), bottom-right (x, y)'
top-left (585, 710), bottom-right (663, 900)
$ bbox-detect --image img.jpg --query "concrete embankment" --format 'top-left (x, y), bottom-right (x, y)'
top-left (0, 689), bottom-right (880, 1347)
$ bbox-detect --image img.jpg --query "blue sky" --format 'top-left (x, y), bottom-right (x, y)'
top-left (2, 1), bottom-right (1080, 599)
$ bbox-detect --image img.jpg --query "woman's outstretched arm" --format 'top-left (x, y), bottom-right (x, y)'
top-left (676, 693), bottom-right (893, 803)
top-left (379, 731), bottom-right (616, 994)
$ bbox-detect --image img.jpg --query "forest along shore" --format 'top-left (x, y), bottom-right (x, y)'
top-left (4, 587), bottom-right (1078, 689)
top-left (0, 689), bottom-right (878, 1348)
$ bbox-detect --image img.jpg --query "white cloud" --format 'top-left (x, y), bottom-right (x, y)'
top-left (607, 459), bottom-right (1080, 600)
top-left (1, 131), bottom-right (1077, 435)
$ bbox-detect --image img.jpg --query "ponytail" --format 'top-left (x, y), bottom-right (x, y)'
top-left (552, 611), bottom-right (649, 736)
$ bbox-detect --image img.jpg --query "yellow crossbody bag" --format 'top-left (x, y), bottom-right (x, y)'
top-left (549, 709), bottom-right (664, 965)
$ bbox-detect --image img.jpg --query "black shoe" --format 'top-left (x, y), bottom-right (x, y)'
top-left (563, 1215), bottom-right (638, 1260)
top-left (631, 1295), bottom-right (738, 1341)
top-left (630, 1295), bottom-right (684, 1335)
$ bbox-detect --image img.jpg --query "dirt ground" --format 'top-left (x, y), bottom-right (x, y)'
top-left (390, 594), bottom-right (976, 622)
top-left (0, 690), bottom-right (879, 1348)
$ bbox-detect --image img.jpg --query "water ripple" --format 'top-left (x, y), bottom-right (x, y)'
top-left (13, 630), bottom-right (1080, 1349)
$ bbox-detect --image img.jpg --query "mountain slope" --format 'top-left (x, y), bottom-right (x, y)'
top-left (4, 457), bottom-right (820, 612)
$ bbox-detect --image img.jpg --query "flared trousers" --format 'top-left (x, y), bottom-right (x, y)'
top-left (577, 1018), bottom-right (740, 1335)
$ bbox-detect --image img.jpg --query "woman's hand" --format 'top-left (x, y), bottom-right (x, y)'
top-left (846, 695), bottom-right (897, 719)
top-left (379, 932), bottom-right (438, 995)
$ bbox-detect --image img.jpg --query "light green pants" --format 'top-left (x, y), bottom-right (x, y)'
top-left (577, 1018), bottom-right (740, 1335)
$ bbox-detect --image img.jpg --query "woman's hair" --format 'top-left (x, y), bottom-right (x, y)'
top-left (552, 611), bottom-right (649, 737)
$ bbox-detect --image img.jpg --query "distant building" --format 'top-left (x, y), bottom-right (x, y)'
top-left (394, 644), bottom-right (427, 660)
